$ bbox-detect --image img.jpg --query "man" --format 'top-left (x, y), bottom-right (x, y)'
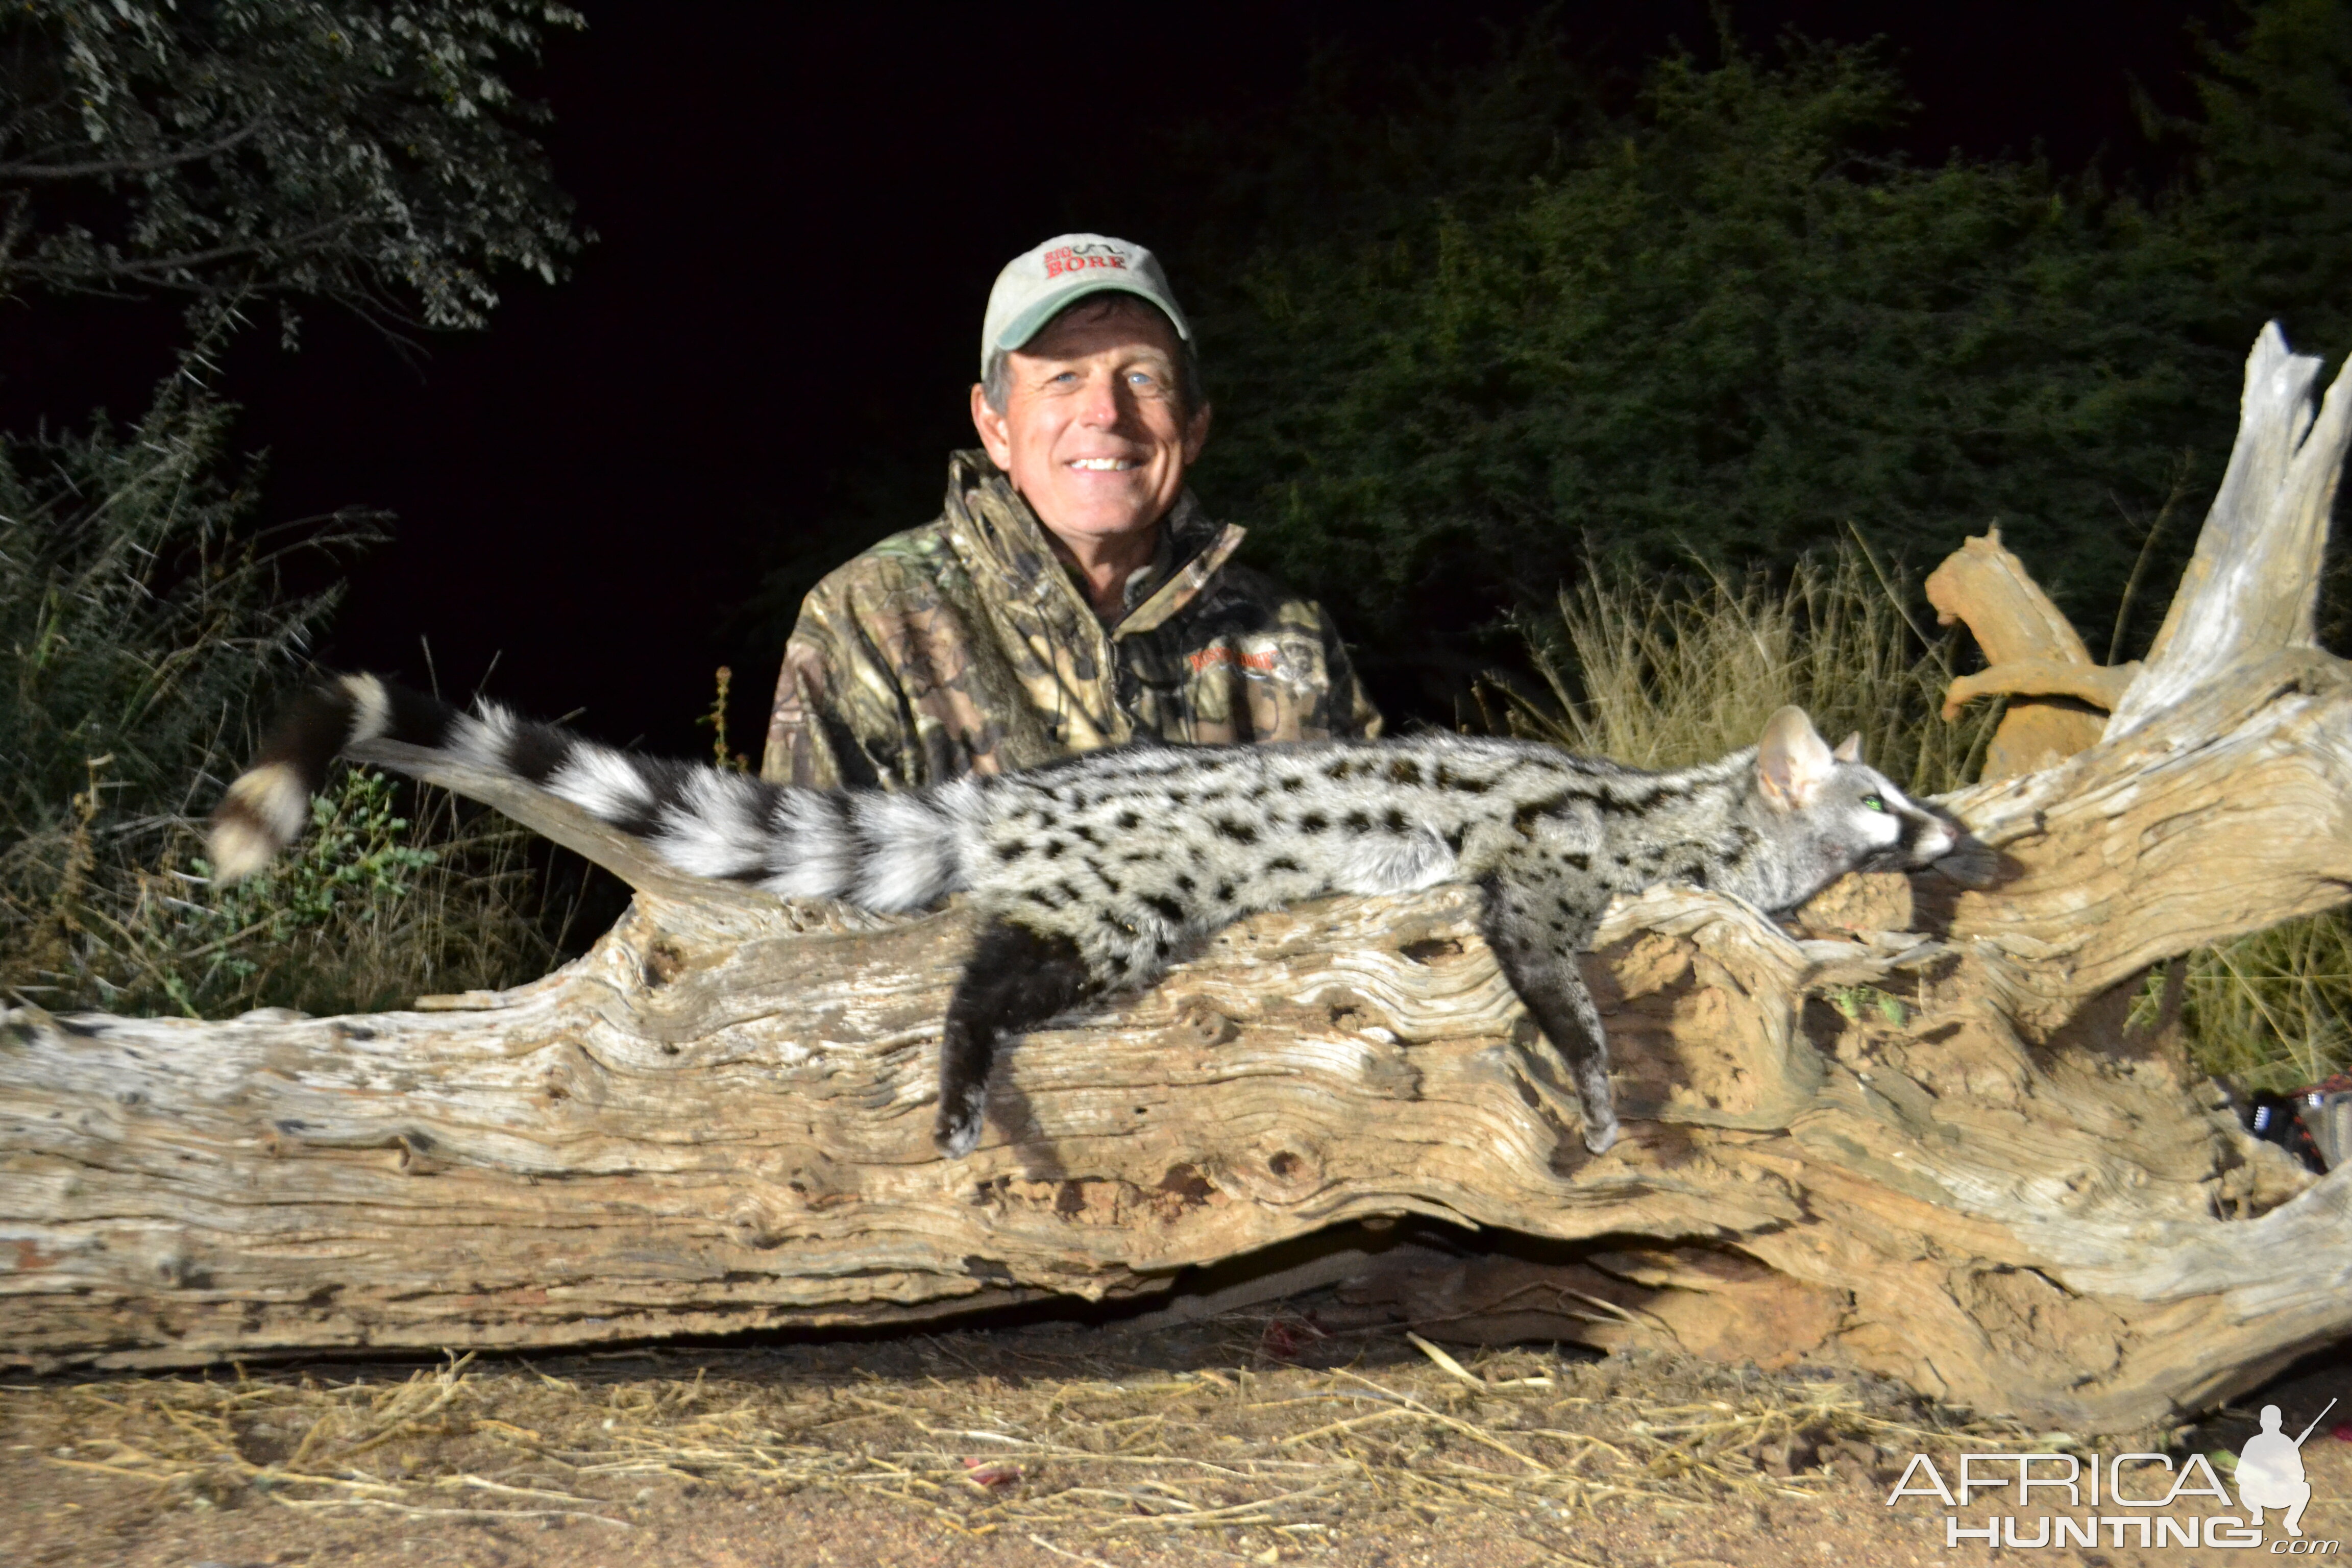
top-left (2236, 1403), bottom-right (2319, 1537)
top-left (762, 233), bottom-right (1381, 789)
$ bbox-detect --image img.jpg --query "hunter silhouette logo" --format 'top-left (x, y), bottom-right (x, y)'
top-left (2239, 1399), bottom-right (2335, 1538)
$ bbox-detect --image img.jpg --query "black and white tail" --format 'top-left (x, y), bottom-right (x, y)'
top-left (208, 672), bottom-right (984, 911)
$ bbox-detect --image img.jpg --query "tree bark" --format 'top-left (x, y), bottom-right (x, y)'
top-left (5, 326), bottom-right (2350, 1434)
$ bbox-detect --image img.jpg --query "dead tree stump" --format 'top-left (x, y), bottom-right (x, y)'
top-left (5, 325), bottom-right (2350, 1433)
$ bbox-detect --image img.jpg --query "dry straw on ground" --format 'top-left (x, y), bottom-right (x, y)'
top-left (2, 1315), bottom-right (2076, 1556)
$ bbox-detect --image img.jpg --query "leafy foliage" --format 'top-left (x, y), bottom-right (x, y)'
top-left (0, 366), bottom-right (373, 836)
top-left (1175, 34), bottom-right (2251, 712)
top-left (0, 0), bottom-right (585, 329)
top-left (0, 366), bottom-right (561, 1016)
top-left (2172, 0), bottom-right (2352, 361)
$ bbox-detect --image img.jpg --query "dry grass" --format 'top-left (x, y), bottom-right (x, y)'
top-left (0, 1321), bottom-right (2050, 1552)
top-left (2163, 914), bottom-right (2352, 1096)
top-left (1489, 545), bottom-right (1999, 796)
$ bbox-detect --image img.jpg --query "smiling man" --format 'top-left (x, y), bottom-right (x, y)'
top-left (762, 233), bottom-right (1382, 789)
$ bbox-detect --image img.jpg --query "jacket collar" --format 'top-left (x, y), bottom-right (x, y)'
top-left (941, 451), bottom-right (1245, 639)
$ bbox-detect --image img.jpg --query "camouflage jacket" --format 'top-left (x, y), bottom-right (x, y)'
top-left (761, 451), bottom-right (1383, 789)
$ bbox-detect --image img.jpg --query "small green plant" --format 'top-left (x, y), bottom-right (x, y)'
top-left (8, 765), bottom-right (569, 1020)
top-left (697, 665), bottom-right (753, 773)
top-left (197, 769), bottom-right (441, 942)
top-left (1826, 984), bottom-right (1910, 1026)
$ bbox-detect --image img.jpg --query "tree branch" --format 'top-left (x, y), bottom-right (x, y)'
top-left (0, 116), bottom-right (270, 181)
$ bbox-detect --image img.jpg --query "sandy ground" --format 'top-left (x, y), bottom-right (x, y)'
top-left (4, 1312), bottom-right (2346, 1568)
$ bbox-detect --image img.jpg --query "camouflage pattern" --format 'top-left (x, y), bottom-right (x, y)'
top-left (762, 451), bottom-right (1383, 789)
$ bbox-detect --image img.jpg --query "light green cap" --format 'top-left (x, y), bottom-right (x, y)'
top-left (980, 233), bottom-right (1190, 379)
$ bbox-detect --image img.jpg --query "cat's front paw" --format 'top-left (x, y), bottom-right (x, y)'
top-left (933, 1086), bottom-right (987, 1158)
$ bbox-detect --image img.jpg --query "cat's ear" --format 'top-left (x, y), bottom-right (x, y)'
top-left (1832, 731), bottom-right (1864, 763)
top-left (1757, 706), bottom-right (1836, 810)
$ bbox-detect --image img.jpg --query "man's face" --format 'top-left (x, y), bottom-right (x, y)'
top-left (970, 297), bottom-right (1211, 551)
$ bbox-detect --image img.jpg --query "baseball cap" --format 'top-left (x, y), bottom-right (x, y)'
top-left (980, 233), bottom-right (1191, 379)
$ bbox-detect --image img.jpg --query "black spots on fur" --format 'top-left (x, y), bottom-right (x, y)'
top-left (1056, 879), bottom-right (1080, 906)
top-left (1043, 839), bottom-right (1067, 860)
top-left (1071, 823), bottom-right (1101, 848)
top-left (1387, 758), bottom-right (1423, 786)
top-left (1166, 789), bottom-right (1190, 806)
top-left (1383, 807), bottom-right (1408, 835)
top-left (1174, 873), bottom-right (1197, 894)
top-left (1441, 826), bottom-right (1466, 855)
top-left (996, 841), bottom-right (1030, 864)
top-left (1278, 774), bottom-right (1305, 794)
top-left (1098, 870), bottom-right (1123, 896)
top-left (1142, 893), bottom-right (1186, 924)
top-left (1213, 817), bottom-right (1259, 846)
top-left (1435, 764), bottom-right (1490, 795)
top-left (1512, 797), bottom-right (1559, 839)
top-left (1266, 855), bottom-right (1304, 874)
top-left (1023, 887), bottom-right (1061, 910)
top-left (1215, 881), bottom-right (1235, 904)
top-left (1298, 811), bottom-right (1329, 833)
top-left (1562, 851), bottom-right (1590, 871)
top-left (1115, 810), bottom-right (1142, 831)
top-left (1324, 757), bottom-right (1363, 781)
top-left (1343, 809), bottom-right (1373, 834)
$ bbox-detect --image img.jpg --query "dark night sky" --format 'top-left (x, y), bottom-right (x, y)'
top-left (0, 1), bottom-right (2239, 754)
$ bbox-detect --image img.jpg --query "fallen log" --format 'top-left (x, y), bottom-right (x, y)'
top-left (4, 326), bottom-right (2350, 1434)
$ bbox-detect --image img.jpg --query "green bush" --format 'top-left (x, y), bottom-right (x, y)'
top-left (1148, 5), bottom-right (2352, 715)
top-left (0, 372), bottom-right (566, 1018)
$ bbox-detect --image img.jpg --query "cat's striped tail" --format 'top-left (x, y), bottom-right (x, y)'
top-left (206, 672), bottom-right (983, 911)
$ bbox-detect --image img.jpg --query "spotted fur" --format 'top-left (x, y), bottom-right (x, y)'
top-left (213, 675), bottom-right (1961, 1158)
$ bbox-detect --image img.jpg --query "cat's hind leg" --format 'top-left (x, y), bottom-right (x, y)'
top-left (1477, 882), bottom-right (1620, 1155)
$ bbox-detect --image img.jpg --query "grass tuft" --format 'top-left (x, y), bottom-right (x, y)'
top-left (1486, 543), bottom-right (1998, 795)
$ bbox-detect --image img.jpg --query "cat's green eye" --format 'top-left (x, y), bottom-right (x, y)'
top-left (1861, 794), bottom-right (1889, 813)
